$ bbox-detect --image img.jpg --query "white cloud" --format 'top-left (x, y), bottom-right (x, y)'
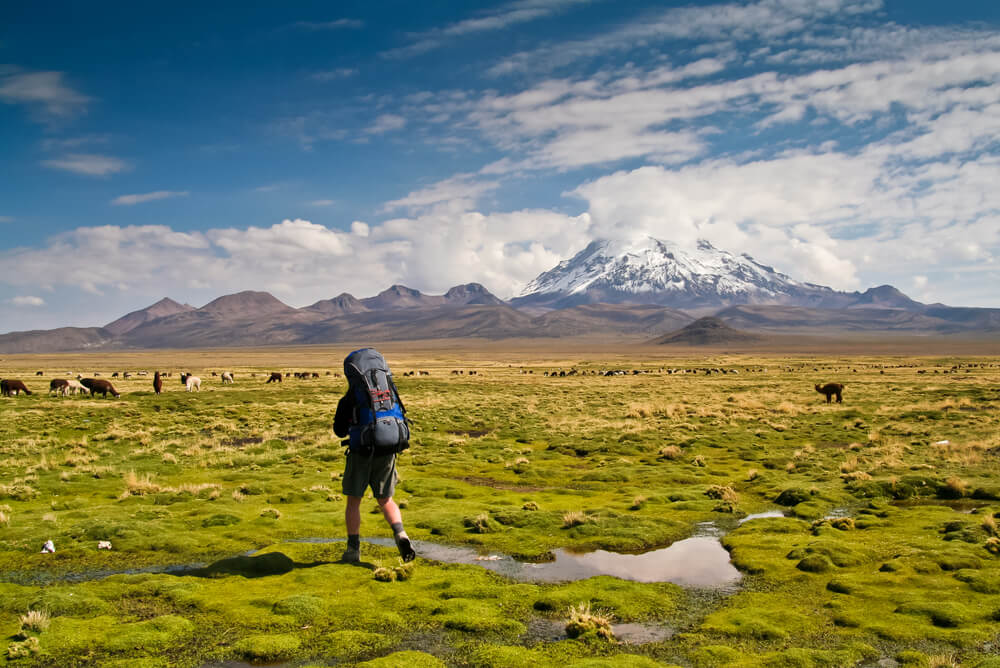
top-left (0, 69), bottom-right (90, 120)
top-left (309, 199), bottom-right (335, 206)
top-left (487, 0), bottom-right (883, 76)
top-left (10, 296), bottom-right (45, 307)
top-left (292, 19), bottom-right (364, 30)
top-left (42, 154), bottom-right (129, 177)
top-left (351, 221), bottom-right (370, 237)
top-left (111, 191), bottom-right (189, 206)
top-left (40, 134), bottom-right (111, 151)
top-left (366, 114), bottom-right (407, 134)
top-left (309, 68), bottom-right (358, 81)
top-left (381, 0), bottom-right (597, 59)
top-left (383, 175), bottom-right (499, 213)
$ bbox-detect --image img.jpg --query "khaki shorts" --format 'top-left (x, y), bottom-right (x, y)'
top-left (342, 452), bottom-right (399, 498)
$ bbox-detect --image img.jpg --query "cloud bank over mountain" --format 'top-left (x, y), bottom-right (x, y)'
top-left (1, 0), bottom-right (998, 330)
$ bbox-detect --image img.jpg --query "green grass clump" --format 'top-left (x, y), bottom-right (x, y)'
top-left (232, 633), bottom-right (301, 661)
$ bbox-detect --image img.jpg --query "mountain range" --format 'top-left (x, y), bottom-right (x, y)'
top-left (2, 236), bottom-right (998, 353)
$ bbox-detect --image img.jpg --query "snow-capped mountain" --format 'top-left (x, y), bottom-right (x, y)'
top-left (513, 237), bottom-right (854, 310)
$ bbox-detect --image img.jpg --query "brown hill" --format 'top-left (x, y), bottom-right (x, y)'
top-left (532, 304), bottom-right (694, 337)
top-left (715, 305), bottom-right (963, 333)
top-left (360, 285), bottom-right (445, 310)
top-left (104, 297), bottom-right (195, 336)
top-left (0, 327), bottom-right (112, 354)
top-left (304, 293), bottom-right (370, 316)
top-left (198, 291), bottom-right (298, 318)
top-left (443, 283), bottom-right (505, 306)
top-left (651, 317), bottom-right (762, 345)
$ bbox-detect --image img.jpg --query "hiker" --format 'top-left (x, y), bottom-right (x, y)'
top-left (334, 348), bottom-right (416, 564)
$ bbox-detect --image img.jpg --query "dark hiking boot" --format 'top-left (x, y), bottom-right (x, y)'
top-left (342, 546), bottom-right (360, 563)
top-left (395, 535), bottom-right (416, 562)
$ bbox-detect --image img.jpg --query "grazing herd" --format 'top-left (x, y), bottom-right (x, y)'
top-left (0, 366), bottom-right (347, 400)
top-left (23, 360), bottom-right (997, 404)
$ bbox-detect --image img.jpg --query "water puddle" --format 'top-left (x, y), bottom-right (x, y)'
top-left (309, 526), bottom-right (742, 589)
top-left (523, 618), bottom-right (673, 645)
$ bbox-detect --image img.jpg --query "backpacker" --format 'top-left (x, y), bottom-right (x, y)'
top-left (343, 348), bottom-right (410, 457)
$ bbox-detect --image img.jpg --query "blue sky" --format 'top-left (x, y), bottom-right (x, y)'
top-left (2, 0), bottom-right (999, 330)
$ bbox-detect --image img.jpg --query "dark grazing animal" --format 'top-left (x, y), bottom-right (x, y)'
top-left (81, 378), bottom-right (120, 398)
top-left (50, 378), bottom-right (70, 395)
top-left (266, 372), bottom-right (282, 383)
top-left (153, 371), bottom-right (163, 394)
top-left (1, 379), bottom-right (32, 396)
top-left (815, 383), bottom-right (844, 403)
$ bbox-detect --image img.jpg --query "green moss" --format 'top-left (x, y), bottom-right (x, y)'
top-left (232, 632), bottom-right (301, 660)
top-left (272, 594), bottom-right (325, 622)
top-left (895, 650), bottom-right (930, 667)
top-left (438, 599), bottom-right (526, 636)
top-left (357, 650), bottom-right (447, 668)
top-left (313, 630), bottom-right (392, 660)
top-left (895, 601), bottom-right (975, 628)
top-left (690, 645), bottom-right (742, 667)
top-left (796, 554), bottom-right (833, 573)
top-left (202, 513), bottom-right (241, 527)
top-left (775, 488), bottom-right (811, 506)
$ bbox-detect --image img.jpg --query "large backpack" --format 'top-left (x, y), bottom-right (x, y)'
top-left (343, 348), bottom-right (410, 456)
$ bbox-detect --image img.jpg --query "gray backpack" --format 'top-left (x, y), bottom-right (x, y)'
top-left (343, 348), bottom-right (410, 456)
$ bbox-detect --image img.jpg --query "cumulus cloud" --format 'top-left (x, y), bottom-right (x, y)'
top-left (42, 154), bottom-right (129, 177)
top-left (0, 69), bottom-right (90, 120)
top-left (366, 114), bottom-right (407, 134)
top-left (10, 296), bottom-right (45, 307)
top-left (111, 191), bottom-right (189, 206)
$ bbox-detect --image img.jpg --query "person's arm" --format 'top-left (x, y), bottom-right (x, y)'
top-left (333, 391), bottom-right (355, 437)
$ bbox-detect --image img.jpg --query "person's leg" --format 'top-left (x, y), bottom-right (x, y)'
top-left (343, 495), bottom-right (363, 562)
top-left (376, 496), bottom-right (415, 562)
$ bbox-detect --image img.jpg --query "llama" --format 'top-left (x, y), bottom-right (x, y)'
top-left (181, 373), bottom-right (201, 392)
top-left (815, 383), bottom-right (844, 404)
top-left (153, 371), bottom-right (163, 395)
top-left (65, 379), bottom-right (87, 395)
top-left (221, 371), bottom-right (234, 384)
top-left (80, 378), bottom-right (120, 398)
top-left (1, 379), bottom-right (32, 396)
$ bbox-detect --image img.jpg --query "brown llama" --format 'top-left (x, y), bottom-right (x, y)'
top-left (815, 382), bottom-right (844, 403)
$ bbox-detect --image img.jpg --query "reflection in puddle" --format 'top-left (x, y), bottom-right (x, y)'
top-left (354, 534), bottom-right (741, 589)
top-left (738, 510), bottom-right (787, 524)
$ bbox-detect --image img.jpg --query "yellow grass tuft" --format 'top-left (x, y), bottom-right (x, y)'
top-left (19, 610), bottom-right (50, 633)
top-left (658, 445), bottom-right (681, 460)
top-left (562, 511), bottom-right (592, 528)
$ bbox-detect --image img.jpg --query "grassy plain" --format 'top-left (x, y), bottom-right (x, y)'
top-left (1, 344), bottom-right (999, 667)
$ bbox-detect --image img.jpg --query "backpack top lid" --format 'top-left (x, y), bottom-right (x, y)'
top-left (344, 348), bottom-right (389, 377)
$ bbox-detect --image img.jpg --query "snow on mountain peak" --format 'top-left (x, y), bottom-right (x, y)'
top-left (518, 236), bottom-right (814, 308)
